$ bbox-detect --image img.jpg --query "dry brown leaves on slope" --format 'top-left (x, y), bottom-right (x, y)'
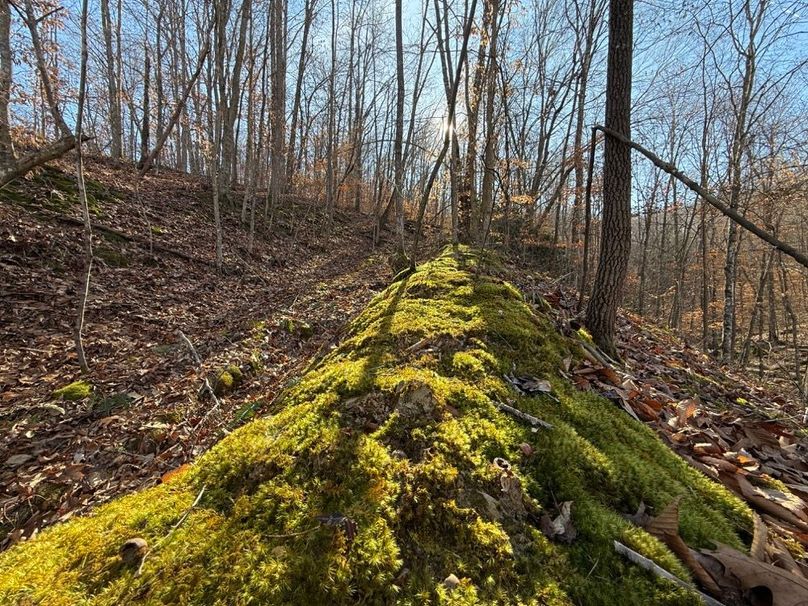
top-left (0, 157), bottom-right (399, 549)
top-left (510, 271), bottom-right (808, 602)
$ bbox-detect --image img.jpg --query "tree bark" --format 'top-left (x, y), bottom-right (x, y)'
top-left (0, 1), bottom-right (14, 170)
top-left (584, 0), bottom-right (634, 358)
top-left (100, 0), bottom-right (122, 158)
top-left (393, 0), bottom-right (406, 256)
top-left (22, 0), bottom-right (72, 138)
top-left (74, 0), bottom-right (92, 374)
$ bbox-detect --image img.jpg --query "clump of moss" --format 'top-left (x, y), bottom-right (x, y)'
top-left (279, 316), bottom-right (313, 338)
top-left (212, 364), bottom-right (244, 396)
top-left (0, 246), bottom-right (752, 605)
top-left (0, 165), bottom-right (119, 214)
top-left (95, 246), bottom-right (129, 268)
top-left (52, 380), bottom-right (92, 401)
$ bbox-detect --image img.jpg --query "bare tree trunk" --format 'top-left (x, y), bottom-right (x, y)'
top-left (287, 0), bottom-right (314, 183)
top-left (138, 33), bottom-right (211, 177)
top-left (721, 0), bottom-right (764, 361)
top-left (477, 0), bottom-right (503, 245)
top-left (270, 0), bottom-right (287, 207)
top-left (325, 0), bottom-right (337, 222)
top-left (100, 0), bottom-right (122, 158)
top-left (393, 0), bottom-right (406, 256)
top-left (585, 0), bottom-right (633, 358)
top-left (777, 254), bottom-right (800, 393)
top-left (596, 125), bottom-right (808, 270)
top-left (460, 0), bottom-right (493, 242)
top-left (138, 46), bottom-right (151, 168)
top-left (411, 0), bottom-right (479, 263)
top-left (74, 0), bottom-right (92, 373)
top-left (0, 1), bottom-right (15, 170)
top-left (22, 0), bottom-right (72, 138)
top-left (740, 248), bottom-right (773, 366)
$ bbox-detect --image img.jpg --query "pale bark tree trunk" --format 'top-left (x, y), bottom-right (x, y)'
top-left (477, 0), bottom-right (503, 245)
top-left (74, 0), bottom-right (92, 373)
top-left (221, 0), bottom-right (251, 191)
top-left (287, 0), bottom-right (314, 183)
top-left (22, 0), bottom-right (72, 138)
top-left (460, 0), bottom-right (493, 242)
top-left (325, 0), bottom-right (337, 222)
top-left (101, 0), bottom-right (122, 158)
top-left (411, 0), bottom-right (479, 262)
top-left (138, 47), bottom-right (151, 168)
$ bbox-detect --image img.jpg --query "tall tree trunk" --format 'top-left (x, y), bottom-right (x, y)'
top-left (287, 0), bottom-right (314, 183)
top-left (477, 0), bottom-right (502, 245)
top-left (460, 0), bottom-right (493, 243)
top-left (139, 47), bottom-right (151, 168)
top-left (721, 0), bottom-right (763, 361)
top-left (0, 0), bottom-right (14, 171)
top-left (22, 0), bottom-right (72, 138)
top-left (270, 0), bottom-right (287, 207)
top-left (393, 0), bottom-right (406, 255)
top-left (325, 0), bottom-right (337, 221)
top-left (74, 0), bottom-right (92, 373)
top-left (101, 0), bottom-right (122, 158)
top-left (584, 0), bottom-right (633, 358)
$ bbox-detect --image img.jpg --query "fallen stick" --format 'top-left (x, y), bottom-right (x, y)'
top-left (495, 401), bottom-right (553, 430)
top-left (177, 330), bottom-right (223, 431)
top-left (613, 541), bottom-right (725, 606)
top-left (136, 485), bottom-right (206, 576)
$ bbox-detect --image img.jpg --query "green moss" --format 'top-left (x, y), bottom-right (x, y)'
top-left (0, 246), bottom-right (752, 605)
top-left (52, 380), bottom-right (92, 401)
top-left (95, 246), bottom-right (129, 267)
top-left (279, 317), bottom-right (314, 338)
top-left (0, 165), bottom-right (119, 214)
top-left (577, 327), bottom-right (593, 343)
top-left (212, 364), bottom-right (244, 396)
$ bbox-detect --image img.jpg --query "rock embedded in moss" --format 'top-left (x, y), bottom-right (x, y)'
top-left (52, 380), bottom-right (92, 401)
top-left (0, 246), bottom-right (752, 606)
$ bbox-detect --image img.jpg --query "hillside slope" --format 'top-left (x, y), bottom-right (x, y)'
top-left (0, 158), bottom-right (399, 548)
top-left (0, 247), bottom-right (755, 605)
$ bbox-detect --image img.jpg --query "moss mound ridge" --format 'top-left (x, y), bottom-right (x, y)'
top-left (0, 247), bottom-right (752, 605)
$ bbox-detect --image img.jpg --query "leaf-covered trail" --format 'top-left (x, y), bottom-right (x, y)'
top-left (0, 159), bottom-right (397, 548)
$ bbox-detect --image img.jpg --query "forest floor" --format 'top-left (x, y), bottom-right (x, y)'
top-left (0, 157), bottom-right (420, 548)
top-left (1, 158), bottom-right (806, 573)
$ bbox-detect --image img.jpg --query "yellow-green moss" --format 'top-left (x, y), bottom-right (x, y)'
top-left (0, 246), bottom-right (752, 605)
top-left (52, 380), bottom-right (92, 401)
top-left (212, 364), bottom-right (244, 396)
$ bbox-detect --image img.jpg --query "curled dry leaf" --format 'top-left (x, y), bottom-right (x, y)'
top-left (750, 512), bottom-right (768, 562)
top-left (700, 544), bottom-right (808, 606)
top-left (645, 497), bottom-right (721, 596)
top-left (540, 501), bottom-right (577, 544)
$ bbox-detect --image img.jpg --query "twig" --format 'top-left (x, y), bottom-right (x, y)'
top-left (136, 485), bottom-right (206, 576)
top-left (495, 401), bottom-right (553, 430)
top-left (177, 330), bottom-right (223, 431)
top-left (613, 541), bottom-right (725, 606)
top-left (177, 330), bottom-right (202, 365)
